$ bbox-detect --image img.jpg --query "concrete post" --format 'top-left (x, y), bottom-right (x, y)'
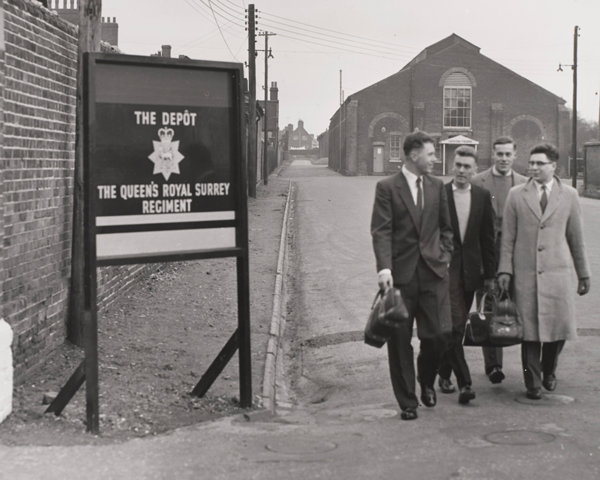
top-left (583, 142), bottom-right (600, 198)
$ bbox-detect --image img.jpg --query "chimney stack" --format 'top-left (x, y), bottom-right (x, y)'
top-left (161, 45), bottom-right (172, 58)
top-left (269, 81), bottom-right (278, 101)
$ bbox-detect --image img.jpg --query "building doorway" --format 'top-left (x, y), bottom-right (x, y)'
top-left (373, 142), bottom-right (385, 173)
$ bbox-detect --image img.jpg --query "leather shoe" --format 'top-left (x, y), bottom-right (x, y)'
top-left (400, 408), bottom-right (418, 420)
top-left (420, 387), bottom-right (437, 407)
top-left (458, 386), bottom-right (476, 404)
top-left (488, 366), bottom-right (505, 384)
top-left (543, 374), bottom-right (557, 391)
top-left (526, 387), bottom-right (542, 400)
top-left (438, 377), bottom-right (456, 394)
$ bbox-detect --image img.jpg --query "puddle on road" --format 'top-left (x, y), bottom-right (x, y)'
top-left (484, 430), bottom-right (556, 445)
top-left (265, 437), bottom-right (337, 455)
top-left (514, 394), bottom-right (575, 406)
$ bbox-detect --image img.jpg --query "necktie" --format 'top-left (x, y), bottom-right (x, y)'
top-left (416, 178), bottom-right (423, 216)
top-left (540, 185), bottom-right (548, 214)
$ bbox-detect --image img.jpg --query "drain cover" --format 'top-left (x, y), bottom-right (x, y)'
top-left (265, 437), bottom-right (337, 455)
top-left (485, 430), bottom-right (556, 446)
top-left (515, 394), bottom-right (575, 406)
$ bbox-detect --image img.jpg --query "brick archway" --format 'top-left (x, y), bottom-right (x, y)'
top-left (439, 67), bottom-right (477, 87)
top-left (367, 112), bottom-right (409, 138)
top-left (504, 115), bottom-right (547, 139)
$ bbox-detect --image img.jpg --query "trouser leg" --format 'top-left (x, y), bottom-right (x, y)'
top-left (387, 319), bottom-right (418, 410)
top-left (445, 288), bottom-right (474, 389)
top-left (415, 259), bottom-right (451, 389)
top-left (542, 340), bottom-right (565, 378)
top-left (477, 290), bottom-right (503, 373)
top-left (521, 341), bottom-right (542, 389)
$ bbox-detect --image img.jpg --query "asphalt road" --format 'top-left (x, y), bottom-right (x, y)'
top-left (3, 161), bottom-right (600, 480)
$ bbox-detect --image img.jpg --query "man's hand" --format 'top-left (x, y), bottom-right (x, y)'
top-left (378, 272), bottom-right (393, 291)
top-left (578, 277), bottom-right (591, 296)
top-left (483, 278), bottom-right (497, 295)
top-left (497, 273), bottom-right (511, 292)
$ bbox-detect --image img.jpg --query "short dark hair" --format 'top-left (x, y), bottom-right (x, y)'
top-left (530, 143), bottom-right (559, 162)
top-left (455, 145), bottom-right (478, 163)
top-left (403, 131), bottom-right (435, 158)
top-left (493, 136), bottom-right (516, 150)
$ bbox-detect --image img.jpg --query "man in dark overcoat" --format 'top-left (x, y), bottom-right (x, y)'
top-left (438, 146), bottom-right (496, 404)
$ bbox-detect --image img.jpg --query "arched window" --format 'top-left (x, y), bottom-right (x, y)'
top-left (443, 72), bottom-right (472, 129)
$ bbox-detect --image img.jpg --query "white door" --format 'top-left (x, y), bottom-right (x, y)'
top-left (373, 146), bottom-right (384, 173)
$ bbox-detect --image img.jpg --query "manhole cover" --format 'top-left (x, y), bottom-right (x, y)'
top-left (265, 437), bottom-right (337, 455)
top-left (485, 430), bottom-right (556, 446)
top-left (515, 394), bottom-right (575, 406)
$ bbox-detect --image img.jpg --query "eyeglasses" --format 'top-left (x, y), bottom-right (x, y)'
top-left (528, 161), bottom-right (553, 167)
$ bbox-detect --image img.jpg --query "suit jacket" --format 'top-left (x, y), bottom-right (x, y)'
top-left (471, 167), bottom-right (527, 233)
top-left (371, 171), bottom-right (454, 285)
top-left (498, 177), bottom-right (590, 341)
top-left (445, 182), bottom-right (496, 292)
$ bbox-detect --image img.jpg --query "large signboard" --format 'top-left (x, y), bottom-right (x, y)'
top-left (45, 54), bottom-right (251, 434)
top-left (87, 54), bottom-right (246, 265)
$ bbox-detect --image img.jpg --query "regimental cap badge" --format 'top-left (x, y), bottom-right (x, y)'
top-left (148, 128), bottom-right (185, 181)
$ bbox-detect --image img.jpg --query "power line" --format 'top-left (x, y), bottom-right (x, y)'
top-left (206, 0), bottom-right (239, 61)
top-left (260, 10), bottom-right (418, 52)
top-left (258, 16), bottom-right (417, 55)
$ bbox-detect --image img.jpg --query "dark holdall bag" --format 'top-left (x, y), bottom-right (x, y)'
top-left (364, 287), bottom-right (409, 348)
top-left (488, 290), bottom-right (523, 346)
top-left (464, 293), bottom-right (495, 347)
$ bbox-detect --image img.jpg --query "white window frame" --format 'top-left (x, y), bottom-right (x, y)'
top-left (389, 134), bottom-right (402, 162)
top-left (443, 86), bottom-right (472, 129)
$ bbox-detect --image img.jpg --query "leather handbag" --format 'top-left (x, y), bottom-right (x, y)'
top-left (463, 293), bottom-right (496, 347)
top-left (364, 288), bottom-right (408, 348)
top-left (488, 290), bottom-right (523, 346)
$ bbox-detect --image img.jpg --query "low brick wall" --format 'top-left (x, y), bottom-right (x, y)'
top-left (1, 0), bottom-right (157, 382)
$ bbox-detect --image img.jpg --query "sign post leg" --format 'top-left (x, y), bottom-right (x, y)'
top-left (84, 309), bottom-right (99, 434)
top-left (237, 254), bottom-right (252, 408)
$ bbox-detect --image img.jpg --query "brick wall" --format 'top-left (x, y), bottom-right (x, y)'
top-left (1, 0), bottom-right (157, 382)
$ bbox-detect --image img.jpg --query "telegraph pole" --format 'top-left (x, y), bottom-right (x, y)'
top-left (571, 26), bottom-right (579, 188)
top-left (246, 5), bottom-right (257, 198)
top-left (69, 0), bottom-right (102, 349)
top-left (258, 31), bottom-right (275, 186)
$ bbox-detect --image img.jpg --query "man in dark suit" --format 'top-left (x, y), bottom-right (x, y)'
top-left (437, 146), bottom-right (497, 404)
top-left (371, 131), bottom-right (454, 421)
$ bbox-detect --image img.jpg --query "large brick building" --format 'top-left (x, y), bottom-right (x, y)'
top-left (329, 34), bottom-right (570, 176)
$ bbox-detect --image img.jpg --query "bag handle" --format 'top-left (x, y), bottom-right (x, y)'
top-left (371, 290), bottom-right (383, 309)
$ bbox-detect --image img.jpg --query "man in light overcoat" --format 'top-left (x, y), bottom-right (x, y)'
top-left (498, 143), bottom-right (590, 400)
top-left (472, 136), bottom-right (527, 384)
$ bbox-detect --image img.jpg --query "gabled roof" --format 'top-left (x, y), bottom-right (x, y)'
top-left (399, 33), bottom-right (565, 104)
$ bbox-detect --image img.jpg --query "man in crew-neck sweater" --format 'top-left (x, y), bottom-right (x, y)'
top-left (471, 137), bottom-right (527, 384)
top-left (438, 146), bottom-right (496, 404)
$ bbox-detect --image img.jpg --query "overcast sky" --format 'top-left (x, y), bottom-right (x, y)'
top-left (100, 0), bottom-right (600, 136)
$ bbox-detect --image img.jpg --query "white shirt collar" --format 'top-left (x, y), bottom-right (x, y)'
top-left (492, 166), bottom-right (513, 177)
top-left (534, 177), bottom-right (554, 193)
top-left (452, 182), bottom-right (471, 191)
top-left (402, 164), bottom-right (421, 185)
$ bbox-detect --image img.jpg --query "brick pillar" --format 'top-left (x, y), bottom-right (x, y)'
top-left (490, 103), bottom-right (503, 143)
top-left (557, 105), bottom-right (570, 176)
top-left (583, 142), bottom-right (600, 199)
top-left (345, 100), bottom-right (359, 174)
top-left (413, 102), bottom-right (425, 132)
top-left (0, 0), bottom-right (5, 319)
